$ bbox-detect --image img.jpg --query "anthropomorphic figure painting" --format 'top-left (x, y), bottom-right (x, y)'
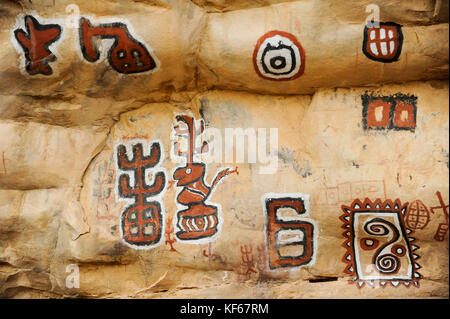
top-left (172, 115), bottom-right (238, 242)
top-left (13, 15), bottom-right (62, 75)
top-left (79, 17), bottom-right (157, 74)
top-left (340, 198), bottom-right (421, 288)
top-left (116, 142), bottom-right (166, 248)
top-left (263, 193), bottom-right (317, 269)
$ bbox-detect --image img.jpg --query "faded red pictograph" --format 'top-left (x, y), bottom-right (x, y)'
top-left (79, 17), bottom-right (157, 74)
top-left (237, 242), bottom-right (267, 282)
top-left (202, 242), bottom-right (217, 262)
top-left (340, 198), bottom-right (421, 288)
top-left (164, 216), bottom-right (177, 252)
top-left (362, 22), bottom-right (403, 63)
top-left (238, 244), bottom-right (257, 280)
top-left (116, 142), bottom-right (166, 248)
top-left (122, 134), bottom-right (149, 141)
top-left (405, 200), bottom-right (431, 231)
top-left (172, 115), bottom-right (238, 242)
top-left (256, 243), bottom-right (267, 273)
top-left (430, 191), bottom-right (449, 241)
top-left (1, 152), bottom-right (6, 175)
top-left (313, 180), bottom-right (386, 206)
top-left (92, 160), bottom-right (117, 220)
top-left (13, 15), bottom-right (62, 75)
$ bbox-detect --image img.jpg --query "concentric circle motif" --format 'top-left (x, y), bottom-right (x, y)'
top-left (253, 30), bottom-right (305, 81)
top-left (391, 244), bottom-right (406, 257)
top-left (360, 237), bottom-right (380, 250)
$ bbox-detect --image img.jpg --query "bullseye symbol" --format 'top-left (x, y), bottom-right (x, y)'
top-left (253, 30), bottom-right (305, 81)
top-left (391, 244), bottom-right (406, 257)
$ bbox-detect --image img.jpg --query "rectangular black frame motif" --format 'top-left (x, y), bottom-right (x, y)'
top-left (361, 93), bottom-right (418, 132)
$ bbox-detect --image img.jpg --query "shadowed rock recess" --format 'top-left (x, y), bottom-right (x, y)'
top-left (0, 0), bottom-right (448, 298)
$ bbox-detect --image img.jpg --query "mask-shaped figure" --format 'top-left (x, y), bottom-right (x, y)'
top-left (253, 30), bottom-right (305, 81)
top-left (362, 22), bottom-right (403, 63)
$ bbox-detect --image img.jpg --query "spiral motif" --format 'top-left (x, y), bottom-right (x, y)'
top-left (375, 253), bottom-right (400, 274)
top-left (364, 217), bottom-right (402, 275)
top-left (364, 219), bottom-right (390, 236)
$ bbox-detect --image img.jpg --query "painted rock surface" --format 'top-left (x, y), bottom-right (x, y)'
top-left (0, 0), bottom-right (448, 298)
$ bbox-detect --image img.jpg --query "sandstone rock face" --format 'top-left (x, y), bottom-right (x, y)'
top-left (0, 0), bottom-right (448, 298)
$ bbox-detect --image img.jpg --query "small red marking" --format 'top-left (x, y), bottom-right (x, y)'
top-left (2, 152), bottom-right (6, 175)
top-left (121, 135), bottom-right (149, 141)
top-left (202, 242), bottom-right (217, 262)
top-left (165, 216), bottom-right (177, 252)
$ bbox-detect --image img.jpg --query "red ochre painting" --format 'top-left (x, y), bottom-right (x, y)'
top-left (172, 115), bottom-right (238, 242)
top-left (262, 193), bottom-right (317, 269)
top-left (13, 15), bottom-right (62, 75)
top-left (115, 142), bottom-right (166, 249)
top-left (79, 17), bottom-right (157, 74)
top-left (362, 22), bottom-right (403, 63)
top-left (361, 93), bottom-right (417, 132)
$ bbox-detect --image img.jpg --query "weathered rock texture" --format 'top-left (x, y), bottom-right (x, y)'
top-left (0, 0), bottom-right (448, 298)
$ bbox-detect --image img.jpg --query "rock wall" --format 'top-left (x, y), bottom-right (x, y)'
top-left (0, 0), bottom-right (448, 298)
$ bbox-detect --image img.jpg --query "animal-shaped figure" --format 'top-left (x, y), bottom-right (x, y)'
top-left (79, 17), bottom-right (157, 74)
top-left (172, 115), bottom-right (238, 241)
top-left (14, 15), bottom-right (62, 75)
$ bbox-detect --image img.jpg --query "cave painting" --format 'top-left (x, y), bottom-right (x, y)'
top-left (405, 200), bottom-right (431, 231)
top-left (361, 93), bottom-right (417, 132)
top-left (430, 191), bottom-right (449, 241)
top-left (239, 244), bottom-right (257, 277)
top-left (340, 198), bottom-right (421, 288)
top-left (314, 180), bottom-right (386, 206)
top-left (236, 242), bottom-right (266, 282)
top-left (172, 115), bottom-right (238, 242)
top-left (13, 15), bottom-right (62, 75)
top-left (164, 216), bottom-right (177, 252)
top-left (92, 159), bottom-right (117, 220)
top-left (253, 30), bottom-right (305, 81)
top-left (362, 22), bottom-right (403, 63)
top-left (263, 193), bottom-right (317, 269)
top-left (79, 17), bottom-right (158, 74)
top-left (115, 141), bottom-right (166, 249)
